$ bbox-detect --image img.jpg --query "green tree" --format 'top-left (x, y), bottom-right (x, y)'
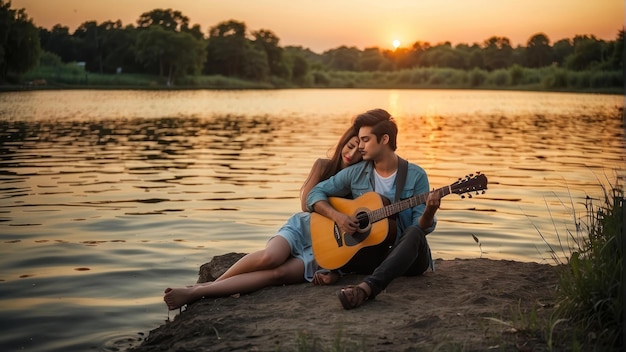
top-left (252, 29), bottom-right (288, 78)
top-left (0, 0), bottom-right (41, 81)
top-left (166, 29), bottom-right (206, 78)
top-left (135, 25), bottom-right (169, 76)
top-left (552, 38), bottom-right (573, 66)
top-left (73, 21), bottom-right (104, 72)
top-left (285, 45), bottom-right (324, 69)
top-left (137, 8), bottom-right (203, 40)
top-left (323, 46), bottom-right (360, 71)
top-left (421, 42), bottom-right (467, 69)
top-left (182, 23), bottom-right (204, 40)
top-left (511, 44), bottom-right (526, 66)
top-left (455, 43), bottom-right (478, 69)
top-left (460, 44), bottom-right (485, 69)
top-left (284, 46), bottom-right (315, 82)
top-left (205, 20), bottom-right (249, 77)
top-left (289, 53), bottom-right (309, 84)
top-left (482, 36), bottom-right (513, 70)
top-left (242, 43), bottom-right (270, 81)
top-left (385, 46), bottom-right (417, 69)
top-left (135, 25), bottom-right (206, 84)
top-left (39, 24), bottom-right (79, 63)
top-left (525, 33), bottom-right (553, 67)
top-left (607, 29), bottom-right (624, 70)
top-left (357, 47), bottom-right (391, 71)
top-left (99, 22), bottom-right (140, 74)
top-left (137, 8), bottom-right (189, 32)
top-left (408, 41), bottom-right (431, 67)
top-left (565, 35), bottom-right (603, 70)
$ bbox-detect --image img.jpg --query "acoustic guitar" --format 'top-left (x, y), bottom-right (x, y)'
top-left (310, 173), bottom-right (488, 269)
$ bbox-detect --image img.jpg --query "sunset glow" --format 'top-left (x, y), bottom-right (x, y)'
top-left (12, 0), bottom-right (624, 53)
top-left (392, 40), bottom-right (401, 49)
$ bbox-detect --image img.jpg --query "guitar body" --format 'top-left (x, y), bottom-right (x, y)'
top-left (310, 192), bottom-right (395, 270)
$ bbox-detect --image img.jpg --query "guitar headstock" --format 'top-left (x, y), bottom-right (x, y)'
top-left (451, 172), bottom-right (488, 198)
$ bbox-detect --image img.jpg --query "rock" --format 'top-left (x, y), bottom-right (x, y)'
top-left (196, 252), bottom-right (246, 283)
top-left (132, 258), bottom-right (561, 352)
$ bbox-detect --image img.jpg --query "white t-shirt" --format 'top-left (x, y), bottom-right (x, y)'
top-left (374, 169), bottom-right (397, 201)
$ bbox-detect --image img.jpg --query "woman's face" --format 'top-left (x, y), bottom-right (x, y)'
top-left (340, 136), bottom-right (362, 168)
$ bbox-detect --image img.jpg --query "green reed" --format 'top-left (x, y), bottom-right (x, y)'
top-left (547, 181), bottom-right (623, 351)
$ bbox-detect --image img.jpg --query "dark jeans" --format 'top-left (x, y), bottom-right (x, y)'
top-left (358, 225), bottom-right (430, 298)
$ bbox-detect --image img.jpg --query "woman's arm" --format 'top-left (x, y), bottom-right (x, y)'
top-left (299, 158), bottom-right (329, 212)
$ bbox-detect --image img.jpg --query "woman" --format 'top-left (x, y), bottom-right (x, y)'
top-left (164, 126), bottom-right (361, 310)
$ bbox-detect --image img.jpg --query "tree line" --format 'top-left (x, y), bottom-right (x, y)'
top-left (1, 1), bottom-right (623, 86)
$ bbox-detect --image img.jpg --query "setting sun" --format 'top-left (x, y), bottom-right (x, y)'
top-left (392, 39), bottom-right (401, 49)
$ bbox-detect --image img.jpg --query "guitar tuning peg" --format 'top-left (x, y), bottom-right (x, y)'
top-left (481, 190), bottom-right (486, 194)
top-left (461, 195), bottom-right (465, 199)
top-left (476, 171), bottom-right (481, 175)
top-left (468, 194), bottom-right (473, 198)
top-left (469, 173), bottom-right (474, 177)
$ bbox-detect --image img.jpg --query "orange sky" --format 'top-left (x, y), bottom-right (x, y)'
top-left (12, 0), bottom-right (625, 53)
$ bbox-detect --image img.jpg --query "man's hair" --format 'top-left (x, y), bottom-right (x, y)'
top-left (353, 109), bottom-right (398, 151)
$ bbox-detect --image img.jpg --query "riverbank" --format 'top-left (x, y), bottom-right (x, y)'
top-left (7, 65), bottom-right (623, 95)
top-left (130, 254), bottom-right (561, 352)
top-left (1, 82), bottom-right (623, 95)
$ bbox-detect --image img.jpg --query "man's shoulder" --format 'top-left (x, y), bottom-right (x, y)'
top-left (337, 160), bottom-right (371, 180)
top-left (403, 159), bottom-right (426, 174)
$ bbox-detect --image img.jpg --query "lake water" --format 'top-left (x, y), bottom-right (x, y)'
top-left (0, 89), bottom-right (624, 351)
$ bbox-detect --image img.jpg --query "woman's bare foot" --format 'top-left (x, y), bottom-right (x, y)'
top-left (164, 287), bottom-right (198, 310)
top-left (312, 270), bottom-right (340, 286)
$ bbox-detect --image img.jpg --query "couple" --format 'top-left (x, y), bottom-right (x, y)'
top-left (164, 108), bottom-right (441, 311)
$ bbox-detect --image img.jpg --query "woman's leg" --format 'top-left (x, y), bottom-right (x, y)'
top-left (164, 257), bottom-right (305, 310)
top-left (216, 236), bottom-right (292, 282)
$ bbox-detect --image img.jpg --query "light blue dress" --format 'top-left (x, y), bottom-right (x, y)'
top-left (272, 212), bottom-right (316, 282)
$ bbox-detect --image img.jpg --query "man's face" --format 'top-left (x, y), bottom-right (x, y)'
top-left (358, 126), bottom-right (387, 161)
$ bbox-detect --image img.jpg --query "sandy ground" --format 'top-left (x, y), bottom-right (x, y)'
top-left (130, 255), bottom-right (560, 352)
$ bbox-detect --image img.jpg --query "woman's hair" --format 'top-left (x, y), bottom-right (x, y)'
top-left (353, 108), bottom-right (398, 151)
top-left (320, 127), bottom-right (359, 181)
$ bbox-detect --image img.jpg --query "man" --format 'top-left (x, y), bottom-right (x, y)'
top-left (307, 108), bottom-right (441, 310)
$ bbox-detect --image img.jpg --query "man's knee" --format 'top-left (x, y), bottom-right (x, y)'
top-left (400, 226), bottom-right (427, 248)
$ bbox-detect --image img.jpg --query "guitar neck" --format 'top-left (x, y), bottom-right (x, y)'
top-left (370, 185), bottom-right (451, 223)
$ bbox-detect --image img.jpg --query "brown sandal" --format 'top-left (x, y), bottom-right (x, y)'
top-left (336, 285), bottom-right (370, 310)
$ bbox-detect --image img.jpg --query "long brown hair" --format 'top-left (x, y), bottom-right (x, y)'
top-left (319, 127), bottom-right (359, 181)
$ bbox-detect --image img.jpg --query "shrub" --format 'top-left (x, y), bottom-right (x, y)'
top-left (509, 64), bottom-right (524, 85)
top-left (39, 51), bottom-right (63, 67)
top-left (488, 69), bottom-right (510, 86)
top-left (312, 71), bottom-right (330, 86)
top-left (542, 68), bottom-right (568, 89)
top-left (590, 71), bottom-right (624, 89)
top-left (469, 68), bottom-right (487, 87)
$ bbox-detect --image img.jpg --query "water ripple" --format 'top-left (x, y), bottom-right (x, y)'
top-left (0, 89), bottom-right (623, 352)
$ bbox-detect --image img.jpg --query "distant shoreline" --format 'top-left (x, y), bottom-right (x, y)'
top-left (1, 84), bottom-right (623, 95)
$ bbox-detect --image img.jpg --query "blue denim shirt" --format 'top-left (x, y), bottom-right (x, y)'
top-left (306, 159), bottom-right (437, 237)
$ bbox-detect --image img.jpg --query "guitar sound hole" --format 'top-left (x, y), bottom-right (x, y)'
top-left (356, 212), bottom-right (370, 231)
